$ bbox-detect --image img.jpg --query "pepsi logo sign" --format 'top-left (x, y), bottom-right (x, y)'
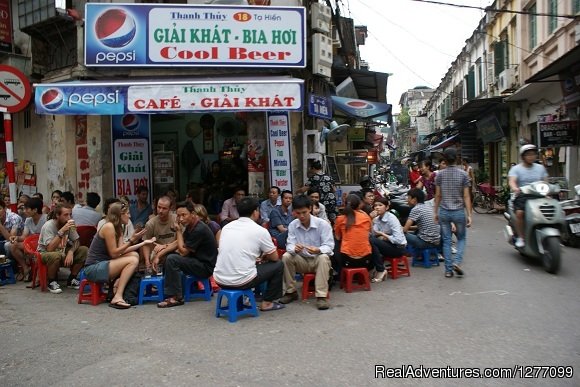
top-left (95, 9), bottom-right (136, 48)
top-left (121, 114), bottom-right (140, 132)
top-left (40, 89), bottom-right (64, 111)
top-left (345, 100), bottom-right (374, 110)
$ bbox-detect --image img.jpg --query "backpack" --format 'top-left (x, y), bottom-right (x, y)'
top-left (122, 272), bottom-right (143, 306)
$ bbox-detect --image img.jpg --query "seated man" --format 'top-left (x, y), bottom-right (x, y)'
top-left (38, 204), bottom-right (88, 294)
top-left (259, 186), bottom-right (281, 226)
top-left (307, 188), bottom-right (329, 222)
top-left (157, 201), bottom-right (218, 308)
top-left (142, 196), bottom-right (177, 274)
top-left (403, 188), bottom-right (441, 250)
top-left (213, 197), bottom-right (285, 312)
top-left (130, 185), bottom-right (153, 231)
top-left (72, 192), bottom-right (102, 226)
top-left (219, 187), bottom-right (245, 227)
top-left (268, 190), bottom-right (294, 250)
top-left (280, 195), bottom-right (334, 310)
top-left (5, 198), bottom-right (47, 282)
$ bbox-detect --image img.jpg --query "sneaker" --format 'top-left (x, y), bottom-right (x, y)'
top-left (68, 278), bottom-right (81, 290)
top-left (437, 254), bottom-right (445, 262)
top-left (451, 246), bottom-right (458, 254)
top-left (279, 292), bottom-right (298, 304)
top-left (316, 297), bottom-right (330, 310)
top-left (445, 271), bottom-right (454, 278)
top-left (48, 281), bottom-right (62, 294)
top-left (453, 264), bottom-right (464, 277)
top-left (515, 237), bottom-right (525, 248)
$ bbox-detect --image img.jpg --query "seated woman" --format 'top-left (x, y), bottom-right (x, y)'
top-left (84, 202), bottom-right (155, 309)
top-left (193, 203), bottom-right (221, 243)
top-left (334, 194), bottom-right (373, 274)
top-left (370, 198), bottom-right (407, 282)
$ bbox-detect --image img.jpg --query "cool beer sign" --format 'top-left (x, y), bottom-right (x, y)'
top-left (85, 3), bottom-right (306, 67)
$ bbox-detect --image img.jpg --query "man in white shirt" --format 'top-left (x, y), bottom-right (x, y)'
top-left (279, 195), bottom-right (334, 310)
top-left (213, 197), bottom-right (285, 312)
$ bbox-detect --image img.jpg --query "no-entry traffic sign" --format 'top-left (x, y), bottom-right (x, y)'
top-left (0, 65), bottom-right (32, 113)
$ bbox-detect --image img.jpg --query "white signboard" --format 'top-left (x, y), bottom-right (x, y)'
top-left (267, 111), bottom-right (292, 191)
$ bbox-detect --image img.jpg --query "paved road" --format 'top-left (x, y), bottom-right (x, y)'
top-left (1, 213), bottom-right (579, 386)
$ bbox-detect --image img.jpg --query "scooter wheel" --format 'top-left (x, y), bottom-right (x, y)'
top-left (542, 237), bottom-right (561, 274)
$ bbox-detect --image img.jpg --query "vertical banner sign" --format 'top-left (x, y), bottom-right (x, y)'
top-left (267, 111), bottom-right (292, 191)
top-left (111, 114), bottom-right (151, 205)
top-left (0, 0), bottom-right (12, 53)
top-left (75, 116), bottom-right (89, 202)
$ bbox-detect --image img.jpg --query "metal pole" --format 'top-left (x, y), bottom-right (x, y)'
top-left (1, 107), bottom-right (17, 212)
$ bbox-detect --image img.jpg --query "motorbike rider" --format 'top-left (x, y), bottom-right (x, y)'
top-left (507, 144), bottom-right (548, 248)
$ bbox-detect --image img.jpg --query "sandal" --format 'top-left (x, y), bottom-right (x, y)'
top-left (157, 298), bottom-right (184, 308)
top-left (16, 272), bottom-right (24, 281)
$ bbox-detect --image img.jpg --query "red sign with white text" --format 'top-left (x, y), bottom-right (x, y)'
top-left (0, 0), bottom-right (12, 53)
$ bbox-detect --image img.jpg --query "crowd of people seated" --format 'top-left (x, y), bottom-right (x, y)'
top-left (2, 148), bottom-right (471, 312)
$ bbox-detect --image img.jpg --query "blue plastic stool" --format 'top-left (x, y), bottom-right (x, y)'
top-left (182, 274), bottom-right (212, 302)
top-left (0, 262), bottom-right (16, 285)
top-left (409, 247), bottom-right (440, 268)
top-left (138, 275), bottom-right (165, 305)
top-left (215, 289), bottom-right (259, 323)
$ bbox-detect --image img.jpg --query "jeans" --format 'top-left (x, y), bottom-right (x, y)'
top-left (439, 208), bottom-right (467, 273)
top-left (164, 254), bottom-right (212, 299)
top-left (404, 233), bottom-right (438, 249)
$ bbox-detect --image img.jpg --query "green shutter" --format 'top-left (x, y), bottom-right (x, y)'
top-left (467, 67), bottom-right (476, 100)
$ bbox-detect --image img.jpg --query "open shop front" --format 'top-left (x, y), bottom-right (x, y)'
top-left (34, 77), bottom-right (304, 215)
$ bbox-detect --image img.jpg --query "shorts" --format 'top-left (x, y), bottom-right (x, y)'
top-left (83, 261), bottom-right (110, 283)
top-left (513, 193), bottom-right (536, 212)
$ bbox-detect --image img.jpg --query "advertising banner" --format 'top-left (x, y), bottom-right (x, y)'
top-left (35, 78), bottom-right (303, 115)
top-left (85, 3), bottom-right (305, 68)
top-left (111, 114), bottom-right (151, 205)
top-left (267, 111), bottom-right (292, 191)
top-left (537, 120), bottom-right (579, 147)
top-left (0, 0), bottom-right (12, 53)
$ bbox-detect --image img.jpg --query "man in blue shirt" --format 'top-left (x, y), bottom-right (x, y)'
top-left (259, 186), bottom-right (281, 226)
top-left (130, 186), bottom-right (152, 231)
top-left (268, 190), bottom-right (294, 249)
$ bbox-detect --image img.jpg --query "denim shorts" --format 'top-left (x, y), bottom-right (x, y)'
top-left (83, 261), bottom-right (110, 283)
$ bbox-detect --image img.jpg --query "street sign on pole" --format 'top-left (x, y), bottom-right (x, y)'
top-left (0, 64), bottom-right (32, 113)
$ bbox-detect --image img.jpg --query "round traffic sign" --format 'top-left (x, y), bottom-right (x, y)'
top-left (0, 65), bottom-right (32, 113)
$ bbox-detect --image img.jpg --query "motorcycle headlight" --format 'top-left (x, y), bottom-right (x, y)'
top-left (535, 182), bottom-right (550, 195)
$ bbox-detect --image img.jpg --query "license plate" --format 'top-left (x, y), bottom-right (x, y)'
top-left (570, 223), bottom-right (580, 234)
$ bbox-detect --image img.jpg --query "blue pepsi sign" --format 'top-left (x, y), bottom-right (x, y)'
top-left (35, 85), bottom-right (126, 115)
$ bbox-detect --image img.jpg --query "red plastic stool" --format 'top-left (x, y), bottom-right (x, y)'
top-left (385, 256), bottom-right (411, 279)
top-left (339, 267), bottom-right (371, 293)
top-left (77, 279), bottom-right (107, 306)
top-left (301, 273), bottom-right (330, 300)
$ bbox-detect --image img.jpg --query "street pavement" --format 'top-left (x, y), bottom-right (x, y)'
top-left (1, 213), bottom-right (579, 387)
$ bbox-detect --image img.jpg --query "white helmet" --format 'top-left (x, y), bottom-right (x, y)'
top-left (519, 144), bottom-right (537, 156)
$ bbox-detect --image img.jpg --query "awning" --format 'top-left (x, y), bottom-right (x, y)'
top-left (504, 82), bottom-right (552, 102)
top-left (447, 97), bottom-right (504, 122)
top-left (427, 133), bottom-right (459, 151)
top-left (34, 76), bottom-right (304, 115)
top-left (331, 96), bottom-right (392, 123)
top-left (526, 46), bottom-right (580, 83)
top-left (332, 68), bottom-right (389, 102)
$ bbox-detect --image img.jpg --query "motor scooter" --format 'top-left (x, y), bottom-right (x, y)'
top-left (504, 181), bottom-right (564, 274)
top-left (561, 184), bottom-right (580, 248)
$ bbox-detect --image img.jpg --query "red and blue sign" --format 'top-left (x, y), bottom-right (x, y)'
top-left (35, 84), bottom-right (125, 115)
top-left (85, 3), bottom-right (306, 68)
top-left (331, 96), bottom-right (392, 121)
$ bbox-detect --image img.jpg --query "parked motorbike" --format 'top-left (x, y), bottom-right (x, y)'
top-left (503, 181), bottom-right (564, 274)
top-left (360, 175), bottom-right (410, 224)
top-left (561, 184), bottom-right (580, 248)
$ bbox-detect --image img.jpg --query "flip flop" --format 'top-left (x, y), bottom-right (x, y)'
top-left (259, 302), bottom-right (285, 312)
top-left (109, 300), bottom-right (131, 309)
top-left (157, 298), bottom-right (184, 308)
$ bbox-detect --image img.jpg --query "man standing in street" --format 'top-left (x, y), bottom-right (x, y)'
top-left (280, 195), bottom-right (334, 310)
top-left (213, 197), bottom-right (285, 312)
top-left (434, 148), bottom-right (472, 278)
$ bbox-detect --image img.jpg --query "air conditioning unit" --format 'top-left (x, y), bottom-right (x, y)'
top-left (312, 33), bottom-right (332, 77)
top-left (311, 3), bottom-right (331, 34)
top-left (498, 68), bottom-right (515, 93)
top-left (332, 27), bottom-right (342, 48)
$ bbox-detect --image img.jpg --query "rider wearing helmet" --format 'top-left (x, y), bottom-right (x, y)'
top-left (508, 144), bottom-right (548, 248)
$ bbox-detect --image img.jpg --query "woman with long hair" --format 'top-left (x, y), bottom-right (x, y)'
top-left (193, 203), bottom-right (221, 242)
top-left (334, 194), bottom-right (373, 272)
top-left (84, 202), bottom-right (155, 309)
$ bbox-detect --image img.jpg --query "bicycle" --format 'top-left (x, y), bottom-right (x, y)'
top-left (473, 183), bottom-right (506, 214)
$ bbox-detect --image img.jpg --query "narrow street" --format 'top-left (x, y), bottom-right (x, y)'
top-left (1, 212), bottom-right (578, 386)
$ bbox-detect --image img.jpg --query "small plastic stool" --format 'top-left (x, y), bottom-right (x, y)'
top-left (215, 289), bottom-right (259, 323)
top-left (410, 247), bottom-right (440, 268)
top-left (339, 267), bottom-right (371, 293)
top-left (77, 279), bottom-right (107, 306)
top-left (385, 256), bottom-right (411, 279)
top-left (138, 275), bottom-right (165, 305)
top-left (182, 274), bottom-right (212, 302)
top-left (0, 262), bottom-right (16, 285)
top-left (301, 273), bottom-right (330, 300)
